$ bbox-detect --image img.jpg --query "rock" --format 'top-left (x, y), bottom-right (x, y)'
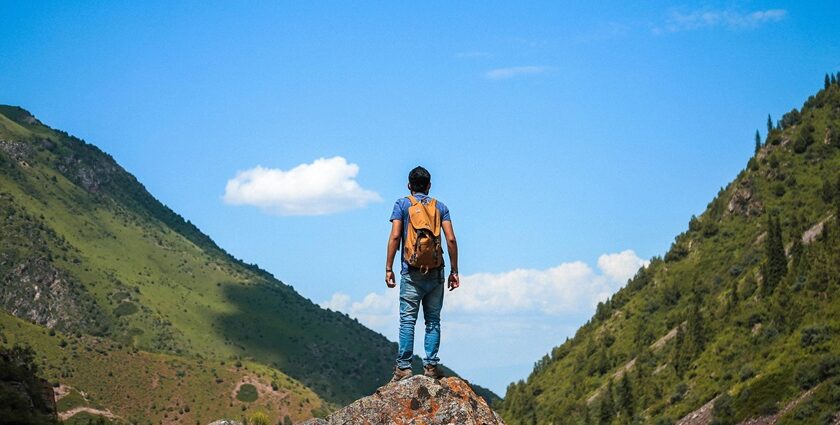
top-left (727, 179), bottom-right (763, 217)
top-left (208, 420), bottom-right (242, 425)
top-left (802, 215), bottom-right (832, 245)
top-left (0, 255), bottom-right (106, 334)
top-left (299, 375), bottom-right (506, 425)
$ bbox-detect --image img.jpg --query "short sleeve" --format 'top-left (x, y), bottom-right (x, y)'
top-left (439, 201), bottom-right (451, 222)
top-left (389, 199), bottom-right (403, 222)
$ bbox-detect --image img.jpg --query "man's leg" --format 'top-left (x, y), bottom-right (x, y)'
top-left (396, 274), bottom-right (421, 370)
top-left (421, 271), bottom-right (444, 367)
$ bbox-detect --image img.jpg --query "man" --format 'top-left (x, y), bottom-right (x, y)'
top-left (385, 166), bottom-right (460, 381)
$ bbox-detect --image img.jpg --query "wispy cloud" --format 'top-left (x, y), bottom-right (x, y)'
top-left (483, 66), bottom-right (552, 81)
top-left (655, 8), bottom-right (787, 33)
top-left (223, 156), bottom-right (381, 216)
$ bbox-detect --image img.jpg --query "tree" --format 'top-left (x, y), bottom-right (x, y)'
top-left (672, 325), bottom-right (689, 377)
top-left (767, 114), bottom-right (773, 134)
top-left (593, 346), bottom-right (610, 376)
top-left (599, 379), bottom-right (615, 425)
top-left (832, 73), bottom-right (838, 85)
top-left (617, 373), bottom-right (634, 421)
top-left (835, 174), bottom-right (840, 218)
top-left (826, 73), bottom-right (831, 90)
top-left (762, 214), bottom-right (787, 295)
top-left (755, 130), bottom-right (761, 154)
top-left (686, 291), bottom-right (705, 356)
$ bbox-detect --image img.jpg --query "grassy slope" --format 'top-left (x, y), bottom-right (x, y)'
top-left (0, 310), bottom-right (324, 425)
top-left (498, 81), bottom-right (840, 424)
top-left (0, 105), bottom-right (499, 412)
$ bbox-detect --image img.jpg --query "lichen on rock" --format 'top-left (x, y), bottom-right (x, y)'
top-left (297, 375), bottom-right (505, 425)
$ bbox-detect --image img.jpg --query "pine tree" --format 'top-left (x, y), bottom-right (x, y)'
top-left (599, 379), bottom-right (615, 425)
top-left (825, 73), bottom-right (831, 89)
top-left (832, 73), bottom-right (838, 85)
top-left (593, 346), bottom-right (610, 376)
top-left (617, 374), bottom-right (634, 421)
top-left (767, 114), bottom-right (773, 134)
top-left (754, 130), bottom-right (761, 153)
top-left (835, 174), bottom-right (840, 218)
top-left (762, 215), bottom-right (787, 295)
top-left (686, 291), bottom-right (705, 356)
top-left (673, 325), bottom-right (689, 377)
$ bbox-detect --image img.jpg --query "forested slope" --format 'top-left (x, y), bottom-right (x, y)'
top-left (499, 75), bottom-right (840, 425)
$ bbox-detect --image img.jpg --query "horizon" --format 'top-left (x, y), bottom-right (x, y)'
top-left (2, 1), bottom-right (840, 396)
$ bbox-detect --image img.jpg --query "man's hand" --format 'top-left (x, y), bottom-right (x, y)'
top-left (386, 270), bottom-right (397, 288)
top-left (448, 272), bottom-right (460, 291)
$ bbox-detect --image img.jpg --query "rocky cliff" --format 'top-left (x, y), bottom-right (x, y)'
top-left (299, 376), bottom-right (506, 425)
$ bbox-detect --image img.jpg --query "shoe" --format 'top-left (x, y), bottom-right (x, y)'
top-left (423, 364), bottom-right (443, 379)
top-left (391, 366), bottom-right (412, 382)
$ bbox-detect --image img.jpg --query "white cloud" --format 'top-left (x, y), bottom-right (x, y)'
top-left (597, 249), bottom-right (650, 283)
top-left (450, 261), bottom-right (607, 314)
top-left (321, 250), bottom-right (648, 394)
top-left (484, 66), bottom-right (552, 80)
top-left (656, 8), bottom-right (787, 33)
top-left (223, 156), bottom-right (381, 216)
top-left (322, 250), bottom-right (647, 324)
top-left (321, 290), bottom-right (398, 331)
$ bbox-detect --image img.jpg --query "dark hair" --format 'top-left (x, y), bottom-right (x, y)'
top-left (408, 166), bottom-right (431, 193)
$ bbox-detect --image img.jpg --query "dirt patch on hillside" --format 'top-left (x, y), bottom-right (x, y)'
top-left (58, 406), bottom-right (120, 421)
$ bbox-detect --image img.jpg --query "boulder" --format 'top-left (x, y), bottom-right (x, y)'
top-left (298, 375), bottom-right (505, 425)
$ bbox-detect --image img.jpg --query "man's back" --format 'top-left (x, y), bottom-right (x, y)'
top-left (384, 166), bottom-right (459, 381)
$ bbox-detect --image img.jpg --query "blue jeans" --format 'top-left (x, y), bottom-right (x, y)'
top-left (396, 268), bottom-right (444, 369)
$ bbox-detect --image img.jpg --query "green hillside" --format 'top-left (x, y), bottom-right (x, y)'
top-left (498, 76), bottom-right (840, 425)
top-left (0, 104), bottom-right (498, 418)
top-left (0, 310), bottom-right (324, 424)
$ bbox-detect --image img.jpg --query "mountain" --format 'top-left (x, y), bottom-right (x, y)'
top-left (498, 76), bottom-right (840, 425)
top-left (0, 105), bottom-right (498, 422)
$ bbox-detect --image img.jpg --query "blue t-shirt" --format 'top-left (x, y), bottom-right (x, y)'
top-left (389, 193), bottom-right (451, 275)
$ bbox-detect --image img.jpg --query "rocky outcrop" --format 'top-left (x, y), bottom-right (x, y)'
top-left (298, 376), bottom-right (506, 425)
top-left (727, 178), bottom-right (763, 217)
top-left (0, 256), bottom-right (106, 334)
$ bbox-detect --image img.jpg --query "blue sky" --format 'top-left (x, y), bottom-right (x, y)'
top-left (2, 1), bottom-right (839, 395)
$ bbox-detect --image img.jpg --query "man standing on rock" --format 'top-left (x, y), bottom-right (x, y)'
top-left (385, 166), bottom-right (460, 381)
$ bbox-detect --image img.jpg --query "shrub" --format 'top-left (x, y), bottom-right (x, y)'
top-left (711, 394), bottom-right (736, 425)
top-left (670, 383), bottom-right (688, 404)
top-left (236, 384), bottom-right (258, 402)
top-left (801, 325), bottom-right (831, 347)
top-left (739, 365), bottom-right (755, 382)
top-left (247, 411), bottom-right (270, 425)
top-left (793, 129), bottom-right (815, 153)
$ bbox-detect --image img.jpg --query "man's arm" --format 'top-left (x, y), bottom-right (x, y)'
top-left (442, 221), bottom-right (460, 291)
top-left (385, 219), bottom-right (402, 288)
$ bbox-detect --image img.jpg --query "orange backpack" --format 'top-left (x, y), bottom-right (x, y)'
top-left (404, 195), bottom-right (443, 273)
